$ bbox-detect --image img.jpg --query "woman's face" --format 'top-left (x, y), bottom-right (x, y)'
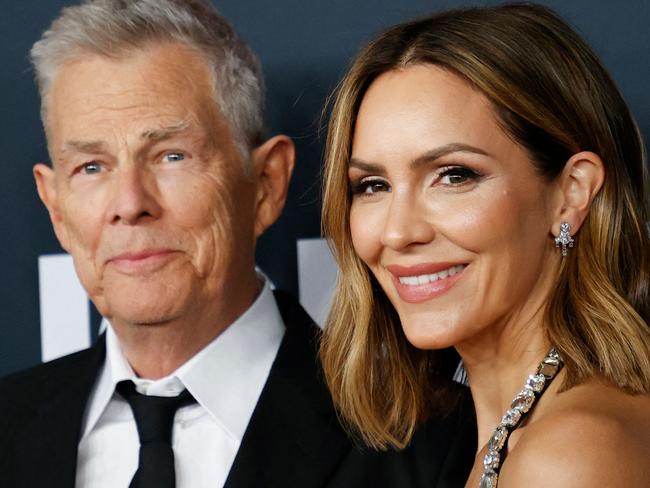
top-left (349, 65), bottom-right (561, 350)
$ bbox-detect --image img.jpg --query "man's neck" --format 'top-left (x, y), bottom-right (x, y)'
top-left (111, 279), bottom-right (262, 379)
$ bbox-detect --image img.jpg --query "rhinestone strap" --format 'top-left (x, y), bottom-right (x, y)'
top-left (479, 348), bottom-right (564, 488)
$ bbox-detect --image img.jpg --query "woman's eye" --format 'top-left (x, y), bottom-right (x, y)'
top-left (438, 166), bottom-right (481, 185)
top-left (162, 152), bottom-right (185, 163)
top-left (352, 178), bottom-right (390, 195)
top-left (79, 162), bottom-right (103, 175)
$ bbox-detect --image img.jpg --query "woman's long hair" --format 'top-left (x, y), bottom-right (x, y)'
top-left (320, 3), bottom-right (650, 449)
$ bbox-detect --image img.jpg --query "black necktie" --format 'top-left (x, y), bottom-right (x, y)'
top-left (116, 380), bottom-right (196, 488)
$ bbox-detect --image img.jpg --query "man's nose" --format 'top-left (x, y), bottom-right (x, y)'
top-left (380, 194), bottom-right (435, 250)
top-left (107, 165), bottom-right (162, 225)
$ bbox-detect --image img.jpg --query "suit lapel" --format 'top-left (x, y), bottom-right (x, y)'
top-left (224, 290), bottom-right (351, 488)
top-left (10, 338), bottom-right (105, 487)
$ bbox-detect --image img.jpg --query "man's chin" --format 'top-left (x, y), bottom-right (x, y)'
top-left (108, 308), bottom-right (181, 328)
top-left (101, 288), bottom-right (192, 328)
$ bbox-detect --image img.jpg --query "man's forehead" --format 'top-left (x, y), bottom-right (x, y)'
top-left (48, 45), bottom-right (216, 119)
top-left (44, 44), bottom-right (232, 160)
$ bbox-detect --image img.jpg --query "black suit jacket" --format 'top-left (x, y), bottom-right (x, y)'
top-left (0, 291), bottom-right (475, 487)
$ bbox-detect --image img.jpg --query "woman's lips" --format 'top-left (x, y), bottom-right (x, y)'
top-left (386, 262), bottom-right (468, 303)
top-left (107, 249), bottom-right (180, 274)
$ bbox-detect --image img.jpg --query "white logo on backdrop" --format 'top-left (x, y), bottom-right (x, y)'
top-left (38, 238), bottom-right (337, 362)
top-left (38, 254), bottom-right (91, 362)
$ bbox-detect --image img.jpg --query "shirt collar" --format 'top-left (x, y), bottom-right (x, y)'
top-left (81, 277), bottom-right (285, 441)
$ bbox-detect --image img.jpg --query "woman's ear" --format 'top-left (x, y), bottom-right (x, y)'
top-left (550, 151), bottom-right (605, 237)
top-left (251, 135), bottom-right (295, 238)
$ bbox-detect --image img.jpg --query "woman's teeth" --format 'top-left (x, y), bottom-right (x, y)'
top-left (398, 264), bottom-right (466, 285)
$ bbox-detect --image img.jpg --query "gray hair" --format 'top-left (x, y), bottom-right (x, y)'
top-left (31, 0), bottom-right (265, 160)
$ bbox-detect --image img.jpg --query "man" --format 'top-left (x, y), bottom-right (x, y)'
top-left (0, 1), bottom-right (474, 486)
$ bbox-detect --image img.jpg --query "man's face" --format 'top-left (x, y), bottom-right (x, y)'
top-left (36, 42), bottom-right (260, 328)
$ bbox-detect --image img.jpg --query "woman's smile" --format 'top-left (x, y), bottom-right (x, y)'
top-left (386, 262), bottom-right (468, 303)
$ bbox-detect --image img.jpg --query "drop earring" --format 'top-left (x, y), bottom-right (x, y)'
top-left (554, 222), bottom-right (574, 257)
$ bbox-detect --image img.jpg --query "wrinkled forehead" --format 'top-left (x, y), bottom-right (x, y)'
top-left (45, 43), bottom-right (230, 156)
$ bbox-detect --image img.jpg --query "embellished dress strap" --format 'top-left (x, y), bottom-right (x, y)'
top-left (479, 349), bottom-right (564, 488)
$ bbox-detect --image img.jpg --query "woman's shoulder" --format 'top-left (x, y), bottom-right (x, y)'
top-left (501, 381), bottom-right (650, 487)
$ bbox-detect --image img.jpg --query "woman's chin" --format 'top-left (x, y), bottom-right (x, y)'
top-left (401, 321), bottom-right (459, 351)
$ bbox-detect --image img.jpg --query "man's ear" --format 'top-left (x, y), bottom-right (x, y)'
top-left (251, 135), bottom-right (295, 237)
top-left (33, 163), bottom-right (70, 250)
top-left (550, 151), bottom-right (605, 237)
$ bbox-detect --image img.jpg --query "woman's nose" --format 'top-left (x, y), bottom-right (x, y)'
top-left (380, 194), bottom-right (436, 250)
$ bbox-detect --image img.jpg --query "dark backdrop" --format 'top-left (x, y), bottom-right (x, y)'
top-left (1, 0), bottom-right (648, 375)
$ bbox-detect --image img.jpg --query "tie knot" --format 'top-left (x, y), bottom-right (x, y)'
top-left (116, 380), bottom-right (196, 444)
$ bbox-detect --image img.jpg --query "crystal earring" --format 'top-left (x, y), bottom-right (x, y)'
top-left (554, 222), bottom-right (574, 257)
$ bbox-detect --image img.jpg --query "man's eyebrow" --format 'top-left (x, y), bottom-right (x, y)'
top-left (349, 143), bottom-right (490, 174)
top-left (63, 140), bottom-right (107, 154)
top-left (61, 121), bottom-right (194, 155)
top-left (141, 120), bottom-right (192, 141)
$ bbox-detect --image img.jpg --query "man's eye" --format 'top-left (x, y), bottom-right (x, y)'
top-left (439, 166), bottom-right (482, 185)
top-left (80, 162), bottom-right (103, 175)
top-left (162, 152), bottom-right (185, 163)
top-left (352, 178), bottom-right (390, 195)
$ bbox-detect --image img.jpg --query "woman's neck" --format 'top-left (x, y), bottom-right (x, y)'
top-left (456, 307), bottom-right (551, 449)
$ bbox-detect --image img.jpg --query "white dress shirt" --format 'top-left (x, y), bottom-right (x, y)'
top-left (75, 279), bottom-right (285, 488)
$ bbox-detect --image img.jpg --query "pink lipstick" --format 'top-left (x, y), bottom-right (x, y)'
top-left (386, 262), bottom-right (467, 303)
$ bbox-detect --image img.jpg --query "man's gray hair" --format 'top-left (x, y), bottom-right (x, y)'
top-left (31, 0), bottom-right (265, 159)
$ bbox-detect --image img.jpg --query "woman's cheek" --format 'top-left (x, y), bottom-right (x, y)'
top-left (428, 187), bottom-right (514, 252)
top-left (350, 203), bottom-right (383, 264)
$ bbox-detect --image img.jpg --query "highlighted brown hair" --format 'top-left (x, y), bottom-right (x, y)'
top-left (320, 3), bottom-right (650, 449)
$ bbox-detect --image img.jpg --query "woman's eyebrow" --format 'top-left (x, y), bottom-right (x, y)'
top-left (410, 143), bottom-right (489, 169)
top-left (348, 158), bottom-right (385, 174)
top-left (349, 143), bottom-right (490, 174)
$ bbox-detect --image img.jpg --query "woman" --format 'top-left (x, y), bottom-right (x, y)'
top-left (320, 3), bottom-right (650, 487)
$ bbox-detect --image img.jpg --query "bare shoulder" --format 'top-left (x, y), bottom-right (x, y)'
top-left (500, 381), bottom-right (650, 487)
